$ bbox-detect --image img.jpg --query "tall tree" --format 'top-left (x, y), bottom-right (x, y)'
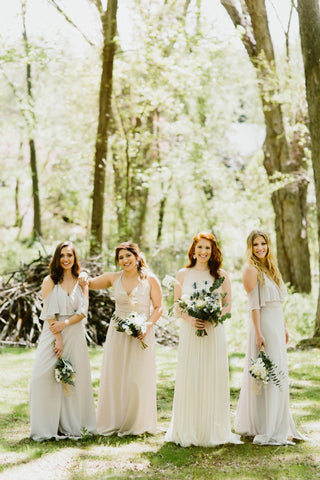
top-left (21, 0), bottom-right (41, 238)
top-left (221, 0), bottom-right (311, 293)
top-left (89, 0), bottom-right (118, 255)
top-left (297, 0), bottom-right (320, 341)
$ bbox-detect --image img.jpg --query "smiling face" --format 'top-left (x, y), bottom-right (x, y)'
top-left (194, 238), bottom-right (212, 265)
top-left (252, 235), bottom-right (268, 261)
top-left (59, 245), bottom-right (75, 271)
top-left (118, 249), bottom-right (138, 273)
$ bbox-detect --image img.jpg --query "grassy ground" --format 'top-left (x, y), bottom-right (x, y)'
top-left (0, 345), bottom-right (319, 480)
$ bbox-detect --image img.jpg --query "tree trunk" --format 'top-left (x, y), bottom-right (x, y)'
top-left (221, 0), bottom-right (311, 293)
top-left (29, 138), bottom-right (41, 237)
top-left (90, 0), bottom-right (118, 255)
top-left (22, 0), bottom-right (41, 238)
top-left (297, 0), bottom-right (320, 338)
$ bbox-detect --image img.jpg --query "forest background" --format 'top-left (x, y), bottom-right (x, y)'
top-left (1, 2), bottom-right (320, 479)
top-left (1, 0), bottom-right (320, 348)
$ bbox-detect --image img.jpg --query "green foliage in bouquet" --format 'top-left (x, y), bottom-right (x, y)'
top-left (177, 276), bottom-right (231, 336)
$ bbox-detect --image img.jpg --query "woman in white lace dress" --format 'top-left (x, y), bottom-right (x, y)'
top-left (79, 242), bottom-right (163, 436)
top-left (165, 232), bottom-right (242, 447)
top-left (234, 230), bottom-right (306, 445)
top-left (30, 241), bottom-right (96, 441)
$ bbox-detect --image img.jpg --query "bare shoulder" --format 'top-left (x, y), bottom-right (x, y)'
top-left (218, 268), bottom-right (229, 280)
top-left (109, 271), bottom-right (121, 284)
top-left (176, 268), bottom-right (187, 283)
top-left (41, 275), bottom-right (55, 299)
top-left (147, 271), bottom-right (161, 288)
top-left (242, 264), bottom-right (258, 293)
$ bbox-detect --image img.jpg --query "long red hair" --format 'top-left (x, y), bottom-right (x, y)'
top-left (186, 232), bottom-right (222, 279)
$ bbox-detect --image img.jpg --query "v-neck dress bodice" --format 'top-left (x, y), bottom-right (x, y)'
top-left (113, 273), bottom-right (151, 318)
top-left (96, 272), bottom-right (156, 436)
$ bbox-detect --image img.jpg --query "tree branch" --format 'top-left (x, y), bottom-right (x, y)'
top-left (220, 0), bottom-right (256, 57)
top-left (47, 0), bottom-right (96, 47)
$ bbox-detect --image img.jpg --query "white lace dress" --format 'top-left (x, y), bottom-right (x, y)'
top-left (96, 273), bottom-right (157, 435)
top-left (234, 274), bottom-right (306, 445)
top-left (165, 268), bottom-right (242, 447)
top-left (30, 283), bottom-right (96, 441)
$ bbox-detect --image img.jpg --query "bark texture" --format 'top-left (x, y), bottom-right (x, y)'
top-left (22, 1), bottom-right (41, 238)
top-left (297, 0), bottom-right (320, 336)
top-left (221, 0), bottom-right (311, 292)
top-left (90, 0), bottom-right (118, 255)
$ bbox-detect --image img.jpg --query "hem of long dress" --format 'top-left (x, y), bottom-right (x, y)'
top-left (30, 429), bottom-right (97, 442)
top-left (236, 431), bottom-right (306, 446)
top-left (98, 428), bottom-right (156, 437)
top-left (30, 433), bottom-right (82, 442)
top-left (165, 433), bottom-right (243, 447)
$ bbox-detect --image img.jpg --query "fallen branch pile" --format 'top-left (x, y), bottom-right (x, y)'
top-left (0, 256), bottom-right (177, 347)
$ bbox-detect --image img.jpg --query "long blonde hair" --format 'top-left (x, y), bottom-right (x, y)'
top-left (246, 230), bottom-right (283, 288)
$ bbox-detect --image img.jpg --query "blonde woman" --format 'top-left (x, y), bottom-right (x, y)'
top-left (234, 230), bottom-right (306, 445)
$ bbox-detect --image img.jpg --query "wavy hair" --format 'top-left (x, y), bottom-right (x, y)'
top-left (115, 242), bottom-right (148, 279)
top-left (246, 230), bottom-right (283, 288)
top-left (49, 241), bottom-right (80, 284)
top-left (186, 232), bottom-right (222, 279)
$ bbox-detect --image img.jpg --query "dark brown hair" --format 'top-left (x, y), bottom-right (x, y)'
top-left (49, 241), bottom-right (80, 284)
top-left (186, 232), bottom-right (222, 279)
top-left (115, 242), bottom-right (148, 279)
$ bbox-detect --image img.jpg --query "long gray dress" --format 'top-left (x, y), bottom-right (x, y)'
top-left (30, 283), bottom-right (96, 441)
top-left (234, 274), bottom-right (305, 445)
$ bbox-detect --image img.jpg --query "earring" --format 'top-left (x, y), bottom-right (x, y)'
top-left (193, 254), bottom-right (196, 259)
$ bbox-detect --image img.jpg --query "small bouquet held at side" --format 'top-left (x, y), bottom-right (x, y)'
top-left (249, 346), bottom-right (285, 393)
top-left (54, 357), bottom-right (75, 396)
top-left (113, 311), bottom-right (150, 349)
top-left (163, 275), bottom-right (231, 337)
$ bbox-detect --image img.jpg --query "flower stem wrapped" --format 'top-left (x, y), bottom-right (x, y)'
top-left (249, 346), bottom-right (285, 393)
top-left (113, 311), bottom-right (150, 349)
top-left (54, 358), bottom-right (75, 396)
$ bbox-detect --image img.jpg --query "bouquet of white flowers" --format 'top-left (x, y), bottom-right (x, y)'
top-left (54, 358), bottom-right (75, 396)
top-left (176, 276), bottom-right (231, 337)
top-left (250, 347), bottom-right (284, 393)
top-left (113, 311), bottom-right (150, 349)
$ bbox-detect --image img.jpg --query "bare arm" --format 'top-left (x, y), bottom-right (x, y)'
top-left (243, 264), bottom-right (266, 349)
top-left (220, 269), bottom-right (231, 316)
top-left (138, 274), bottom-right (163, 339)
top-left (79, 271), bottom-right (118, 290)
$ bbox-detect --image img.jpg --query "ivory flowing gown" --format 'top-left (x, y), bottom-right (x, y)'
top-left (96, 273), bottom-right (157, 435)
top-left (30, 283), bottom-right (96, 441)
top-left (234, 274), bottom-right (305, 445)
top-left (165, 268), bottom-right (242, 447)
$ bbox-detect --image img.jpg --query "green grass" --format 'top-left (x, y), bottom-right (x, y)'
top-left (0, 345), bottom-right (319, 480)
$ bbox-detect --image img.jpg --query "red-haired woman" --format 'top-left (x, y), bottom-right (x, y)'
top-left (165, 232), bottom-right (242, 446)
top-left (30, 241), bottom-right (96, 441)
top-left (234, 230), bottom-right (306, 445)
top-left (79, 242), bottom-right (163, 436)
